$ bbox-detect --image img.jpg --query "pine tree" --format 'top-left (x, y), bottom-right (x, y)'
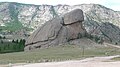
top-left (1, 40), bottom-right (3, 44)
top-left (3, 36), bottom-right (6, 39)
top-left (12, 39), bottom-right (15, 43)
top-left (15, 39), bottom-right (19, 43)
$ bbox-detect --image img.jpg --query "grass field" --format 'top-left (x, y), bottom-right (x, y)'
top-left (112, 57), bottom-right (120, 61)
top-left (0, 45), bottom-right (119, 64)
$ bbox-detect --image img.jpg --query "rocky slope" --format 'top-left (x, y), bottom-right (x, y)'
top-left (0, 2), bottom-right (119, 30)
top-left (25, 9), bottom-right (86, 50)
top-left (0, 2), bottom-right (120, 44)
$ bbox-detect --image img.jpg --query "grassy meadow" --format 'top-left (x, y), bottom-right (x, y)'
top-left (0, 45), bottom-right (119, 64)
top-left (112, 57), bottom-right (120, 61)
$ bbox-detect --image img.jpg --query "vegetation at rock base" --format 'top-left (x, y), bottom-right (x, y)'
top-left (78, 33), bottom-right (104, 44)
top-left (0, 39), bottom-right (25, 53)
top-left (112, 57), bottom-right (120, 61)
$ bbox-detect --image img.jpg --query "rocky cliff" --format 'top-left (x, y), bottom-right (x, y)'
top-left (0, 2), bottom-right (120, 31)
top-left (0, 2), bottom-right (120, 44)
top-left (25, 9), bottom-right (86, 50)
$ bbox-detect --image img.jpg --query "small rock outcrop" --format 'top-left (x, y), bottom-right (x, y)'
top-left (25, 9), bottom-right (86, 51)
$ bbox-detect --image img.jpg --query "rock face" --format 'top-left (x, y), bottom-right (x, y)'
top-left (64, 9), bottom-right (84, 24)
top-left (0, 2), bottom-right (120, 31)
top-left (0, 2), bottom-right (120, 46)
top-left (91, 22), bottom-right (120, 44)
top-left (25, 9), bottom-right (86, 50)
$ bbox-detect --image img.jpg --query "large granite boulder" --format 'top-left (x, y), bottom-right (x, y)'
top-left (25, 9), bottom-right (86, 51)
top-left (64, 9), bottom-right (84, 24)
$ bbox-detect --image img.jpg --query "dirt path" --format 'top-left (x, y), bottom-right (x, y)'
top-left (13, 55), bottom-right (120, 67)
top-left (104, 43), bottom-right (120, 48)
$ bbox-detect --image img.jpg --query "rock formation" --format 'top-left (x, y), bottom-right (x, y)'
top-left (0, 2), bottom-right (120, 44)
top-left (25, 9), bottom-right (86, 50)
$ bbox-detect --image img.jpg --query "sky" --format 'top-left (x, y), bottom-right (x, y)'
top-left (0, 0), bottom-right (120, 11)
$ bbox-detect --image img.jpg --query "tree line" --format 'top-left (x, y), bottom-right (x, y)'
top-left (0, 39), bottom-right (25, 53)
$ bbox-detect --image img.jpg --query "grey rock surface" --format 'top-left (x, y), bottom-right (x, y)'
top-left (63, 9), bottom-right (84, 24)
top-left (100, 23), bottom-right (120, 43)
top-left (25, 9), bottom-right (86, 50)
top-left (0, 2), bottom-right (120, 44)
